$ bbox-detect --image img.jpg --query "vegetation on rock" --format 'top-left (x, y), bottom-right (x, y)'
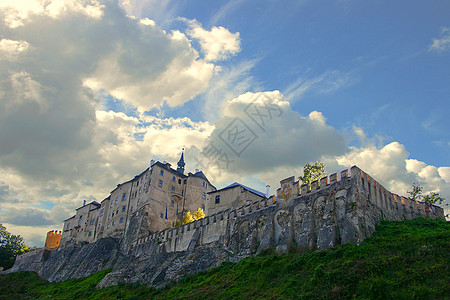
top-left (0, 224), bottom-right (31, 270)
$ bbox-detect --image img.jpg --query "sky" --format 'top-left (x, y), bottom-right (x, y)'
top-left (0, 0), bottom-right (449, 247)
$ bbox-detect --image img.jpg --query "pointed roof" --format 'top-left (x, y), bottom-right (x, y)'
top-left (178, 151), bottom-right (184, 164)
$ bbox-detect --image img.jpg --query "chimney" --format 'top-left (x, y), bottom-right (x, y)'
top-left (266, 185), bottom-right (270, 198)
top-left (83, 200), bottom-right (86, 206)
top-left (195, 168), bottom-right (199, 173)
top-left (150, 159), bottom-right (155, 167)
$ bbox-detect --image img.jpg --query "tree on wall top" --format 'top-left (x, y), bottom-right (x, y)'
top-left (407, 182), bottom-right (423, 201)
top-left (193, 208), bottom-right (205, 221)
top-left (299, 162), bottom-right (326, 187)
top-left (406, 183), bottom-right (447, 207)
top-left (182, 211), bottom-right (194, 224)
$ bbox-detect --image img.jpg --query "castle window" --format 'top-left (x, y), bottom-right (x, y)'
top-left (115, 198), bottom-right (118, 205)
top-left (116, 209), bottom-right (118, 214)
top-left (112, 221), bottom-right (115, 226)
top-left (131, 193), bottom-right (134, 199)
top-left (145, 174), bottom-right (148, 179)
top-left (139, 187), bottom-right (142, 194)
top-left (120, 218), bottom-right (124, 223)
top-left (107, 224), bottom-right (110, 229)
top-left (130, 206), bottom-right (133, 212)
top-left (110, 202), bottom-right (113, 208)
top-left (122, 206), bottom-right (126, 212)
top-left (172, 176), bottom-right (175, 182)
top-left (137, 199), bottom-right (140, 205)
top-left (100, 209), bottom-right (104, 216)
top-left (171, 200), bottom-right (174, 206)
top-left (88, 231), bottom-right (92, 237)
top-left (66, 224), bottom-right (70, 229)
top-left (160, 213), bottom-right (163, 218)
top-left (90, 219), bottom-right (95, 225)
top-left (202, 192), bottom-right (206, 199)
top-left (160, 170), bottom-right (164, 176)
top-left (151, 168), bottom-right (153, 174)
top-left (171, 186), bottom-right (175, 193)
top-left (202, 205), bottom-right (205, 211)
top-left (141, 177), bottom-right (143, 183)
top-left (122, 193), bottom-right (126, 200)
top-left (178, 179), bottom-right (181, 184)
top-left (112, 212), bottom-right (114, 217)
top-left (215, 195), bottom-right (220, 204)
top-left (158, 180), bottom-right (163, 187)
top-left (136, 181), bottom-right (139, 187)
top-left (202, 181), bottom-right (205, 187)
top-left (78, 219), bottom-right (81, 225)
top-left (108, 214), bottom-right (111, 220)
top-left (144, 183), bottom-right (147, 190)
top-left (184, 179), bottom-right (187, 184)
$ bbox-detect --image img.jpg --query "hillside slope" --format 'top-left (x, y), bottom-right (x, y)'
top-left (1, 218), bottom-right (449, 299)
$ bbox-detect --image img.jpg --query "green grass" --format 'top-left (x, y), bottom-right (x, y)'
top-left (1, 218), bottom-right (449, 299)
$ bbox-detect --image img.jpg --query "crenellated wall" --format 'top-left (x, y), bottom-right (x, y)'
top-left (130, 166), bottom-right (444, 258)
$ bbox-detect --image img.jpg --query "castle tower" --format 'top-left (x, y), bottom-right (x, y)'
top-left (45, 230), bottom-right (61, 249)
top-left (177, 149), bottom-right (185, 174)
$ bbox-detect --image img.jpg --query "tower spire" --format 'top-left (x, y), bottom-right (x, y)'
top-left (177, 147), bottom-right (185, 174)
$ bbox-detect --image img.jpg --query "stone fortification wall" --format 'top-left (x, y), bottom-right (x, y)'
top-left (5, 166), bottom-right (444, 287)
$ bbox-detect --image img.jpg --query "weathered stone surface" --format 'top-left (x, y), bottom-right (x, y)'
top-left (4, 166), bottom-right (444, 288)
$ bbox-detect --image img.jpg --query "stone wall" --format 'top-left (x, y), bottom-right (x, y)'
top-left (5, 166), bottom-right (444, 287)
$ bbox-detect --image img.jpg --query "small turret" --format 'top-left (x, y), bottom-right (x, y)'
top-left (177, 149), bottom-right (185, 174)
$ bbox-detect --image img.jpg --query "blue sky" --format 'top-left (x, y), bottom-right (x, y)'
top-left (0, 0), bottom-right (449, 246)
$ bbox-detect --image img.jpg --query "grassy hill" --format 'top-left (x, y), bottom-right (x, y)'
top-left (1, 218), bottom-right (449, 299)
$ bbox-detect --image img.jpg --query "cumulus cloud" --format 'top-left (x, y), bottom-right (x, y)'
top-left (195, 91), bottom-right (348, 186)
top-left (186, 19), bottom-right (241, 62)
top-left (429, 27), bottom-right (450, 52)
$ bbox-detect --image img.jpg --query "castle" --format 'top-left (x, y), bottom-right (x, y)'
top-left (12, 156), bottom-right (444, 287)
top-left (60, 152), bottom-right (219, 246)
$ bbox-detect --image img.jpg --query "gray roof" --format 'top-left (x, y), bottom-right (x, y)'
top-left (208, 182), bottom-right (265, 198)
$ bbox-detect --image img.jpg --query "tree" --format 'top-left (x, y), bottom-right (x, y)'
top-left (0, 224), bottom-right (30, 270)
top-left (299, 162), bottom-right (326, 187)
top-left (407, 182), bottom-right (423, 201)
top-left (182, 211), bottom-right (194, 224)
top-left (193, 208), bottom-right (205, 221)
top-left (423, 192), bottom-right (446, 207)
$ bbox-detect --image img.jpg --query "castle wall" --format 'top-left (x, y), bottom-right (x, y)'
top-left (130, 166), bottom-right (444, 258)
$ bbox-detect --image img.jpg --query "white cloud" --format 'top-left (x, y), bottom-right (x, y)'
top-left (429, 27), bottom-right (450, 52)
top-left (336, 130), bottom-right (449, 211)
top-left (0, 0), bottom-right (104, 28)
top-left (198, 91), bottom-right (348, 185)
top-left (284, 69), bottom-right (353, 102)
top-left (0, 39), bottom-right (30, 61)
top-left (186, 19), bottom-right (241, 62)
